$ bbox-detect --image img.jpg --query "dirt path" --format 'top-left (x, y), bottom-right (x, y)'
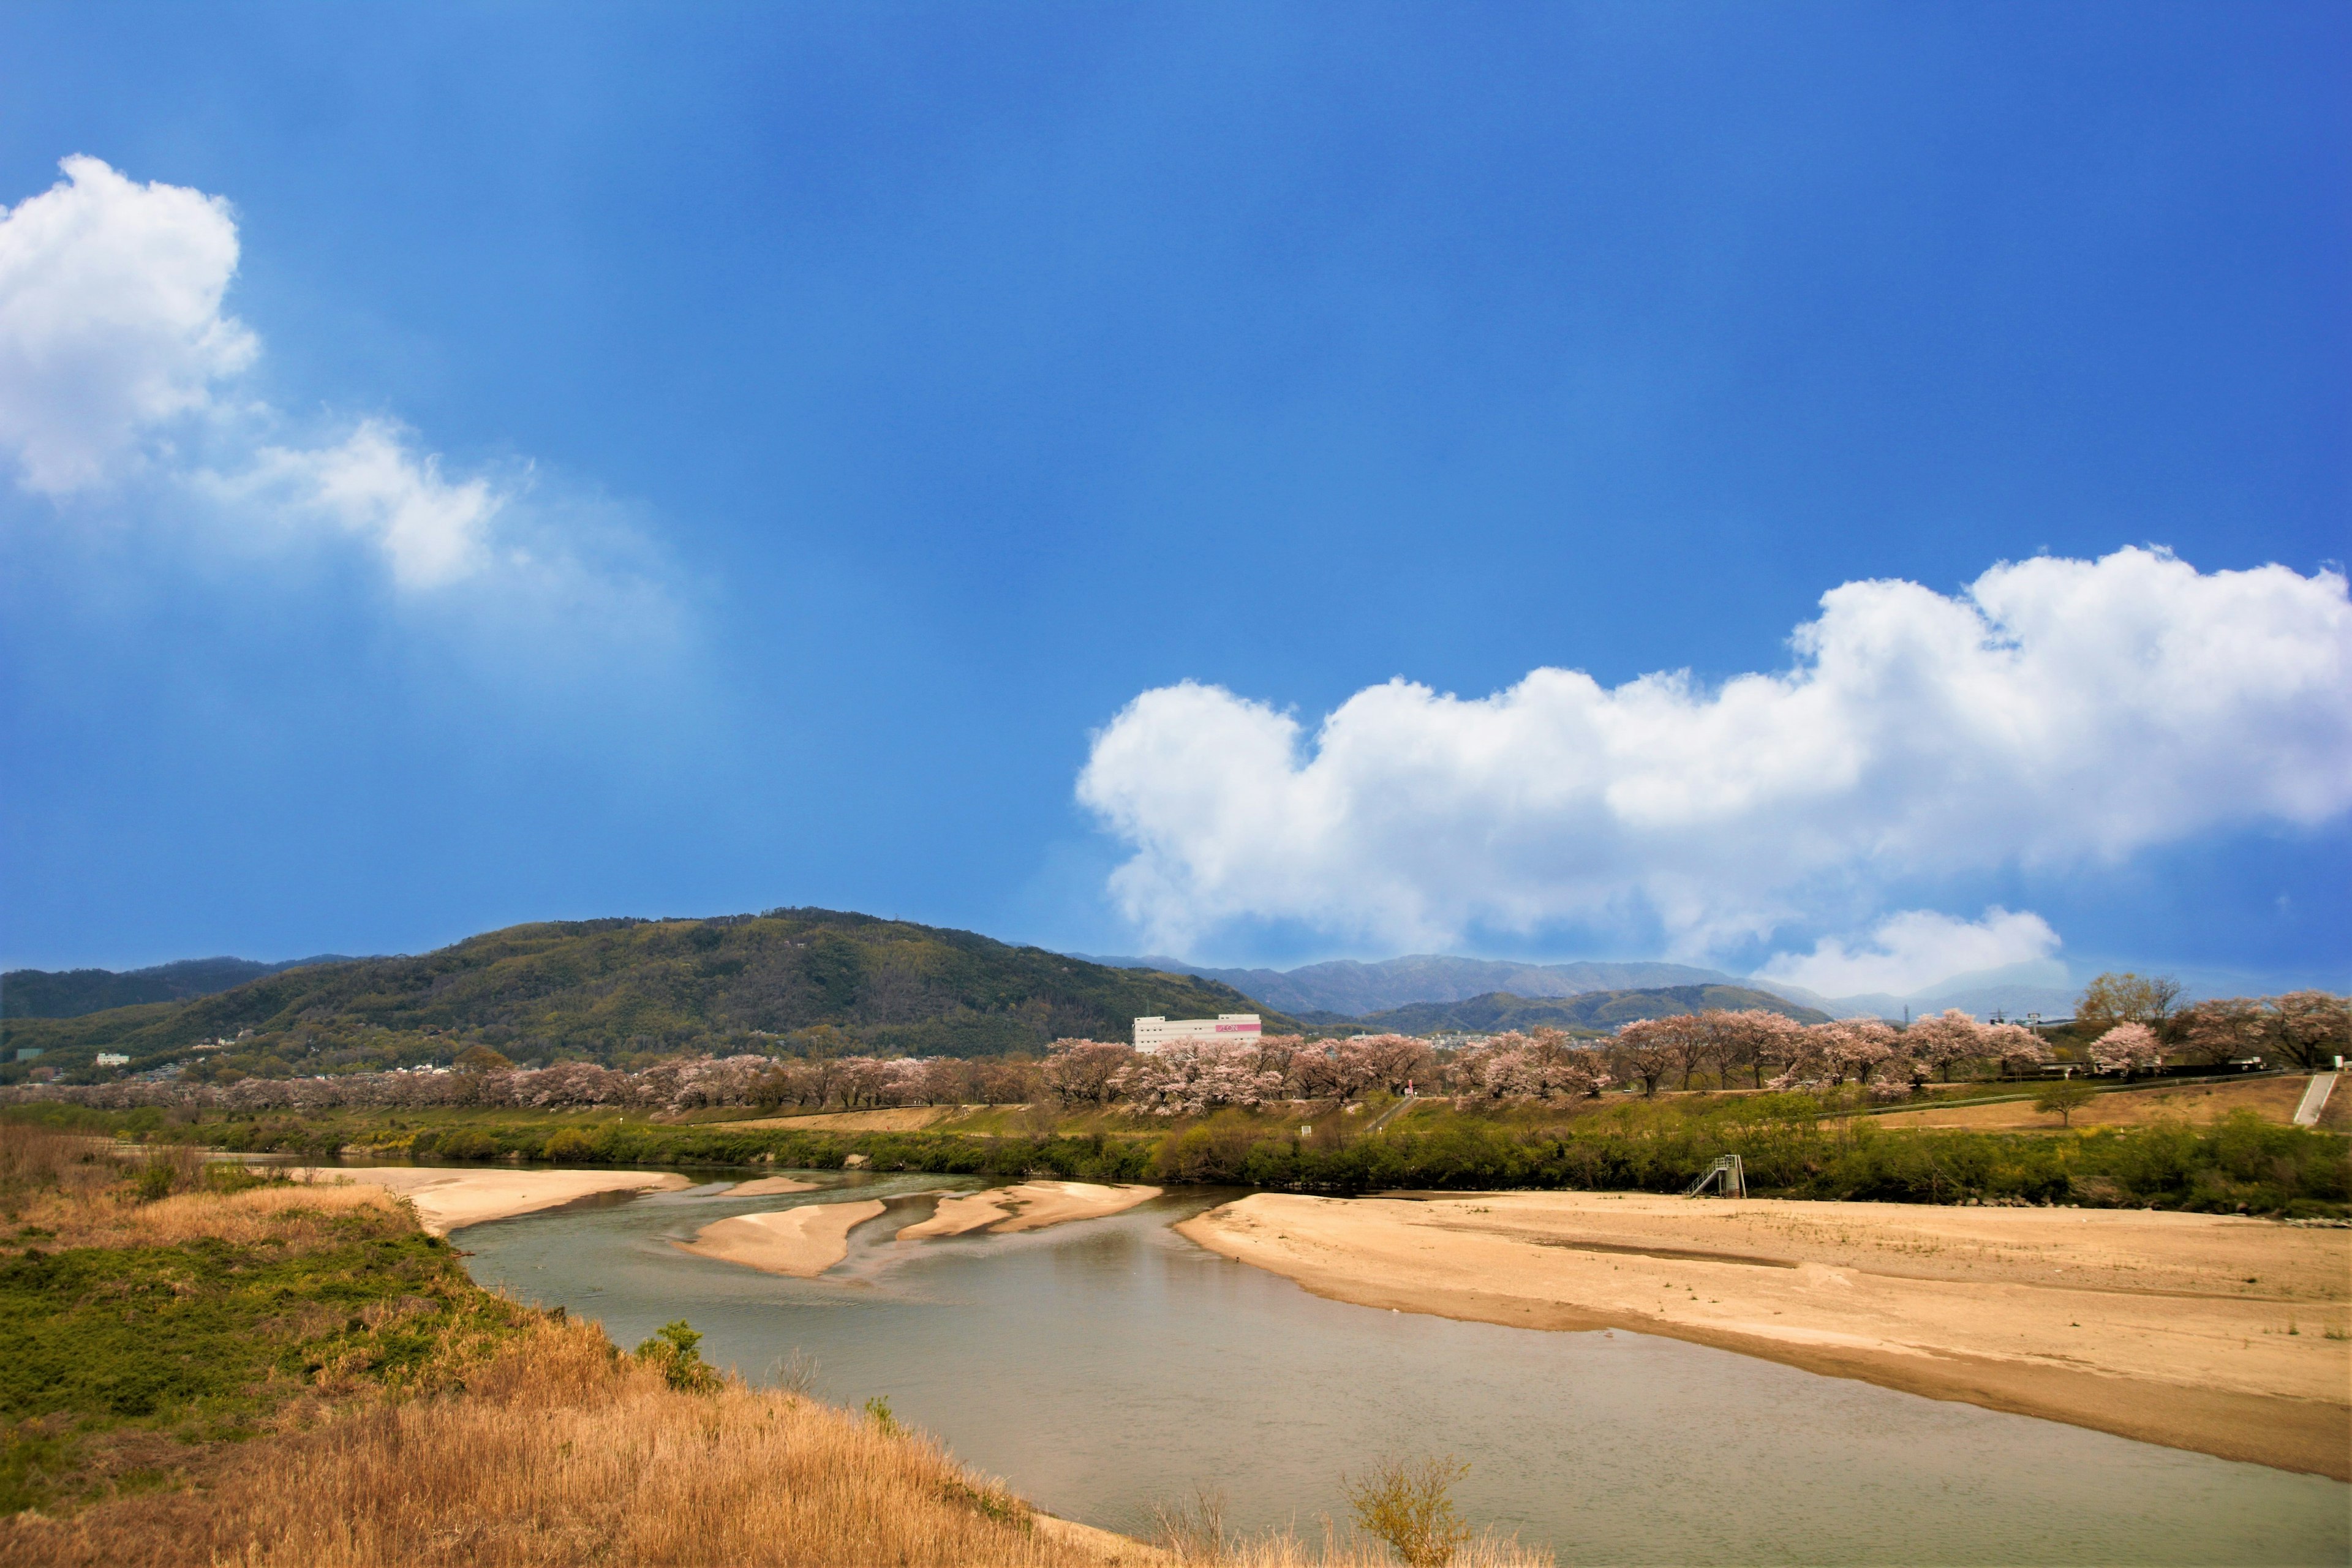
top-left (1178, 1191), bottom-right (2351, 1480)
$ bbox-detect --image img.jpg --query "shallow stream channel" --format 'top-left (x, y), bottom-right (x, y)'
top-left (447, 1169), bottom-right (2349, 1566)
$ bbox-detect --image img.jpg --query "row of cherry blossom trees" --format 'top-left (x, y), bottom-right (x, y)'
top-left (1038, 1033), bottom-right (1439, 1115)
top-left (3, 1052), bottom-right (1051, 1117)
top-left (2163, 992), bottom-right (2348, 1071)
top-left (1609, 1008), bottom-right (2056, 1097)
top-left (14, 993), bottom-right (2336, 1120)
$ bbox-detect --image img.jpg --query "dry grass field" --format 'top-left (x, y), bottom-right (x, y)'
top-left (726, 1104), bottom-right (979, 1132)
top-left (1874, 1074), bottom-right (2314, 1131)
top-left (1, 1117), bottom-right (1551, 1568)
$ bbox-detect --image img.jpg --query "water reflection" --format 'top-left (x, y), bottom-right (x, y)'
top-left (451, 1174), bottom-right (2348, 1567)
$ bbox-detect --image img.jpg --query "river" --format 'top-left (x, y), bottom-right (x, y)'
top-left (452, 1172), bottom-right (2349, 1566)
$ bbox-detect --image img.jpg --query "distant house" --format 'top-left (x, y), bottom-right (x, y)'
top-left (95, 1052), bottom-right (129, 1067)
top-left (1133, 1014), bottom-right (1261, 1054)
top-left (12, 1047), bottom-right (40, 1062)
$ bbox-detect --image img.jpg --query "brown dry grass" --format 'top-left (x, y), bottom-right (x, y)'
top-left (1874, 1074), bottom-right (2312, 1131)
top-left (13, 1177), bottom-right (398, 1250)
top-left (0, 1118), bottom-right (1553, 1568)
top-left (726, 1104), bottom-right (970, 1132)
top-left (4, 1313), bottom-right (1128, 1568)
top-left (0, 1118), bottom-right (127, 1203)
top-left (1155, 1512), bottom-right (1548, 1568)
top-left (6, 1312), bottom-right (1555, 1568)
top-left (1216, 1532), bottom-right (1547, 1568)
top-left (1, 1117), bottom-right (411, 1249)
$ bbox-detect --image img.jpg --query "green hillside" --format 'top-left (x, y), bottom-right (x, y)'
top-left (1311, 984), bottom-right (1828, 1035)
top-left (0, 956), bottom-right (354, 1019)
top-left (0, 910), bottom-right (1296, 1082)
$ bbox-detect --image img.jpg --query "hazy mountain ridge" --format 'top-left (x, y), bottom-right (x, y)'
top-left (1309, 986), bottom-right (1830, 1035)
top-left (1, 956), bottom-right (360, 1019)
top-left (1082, 951), bottom-right (2130, 1022)
top-left (1076, 953), bottom-right (1740, 1016)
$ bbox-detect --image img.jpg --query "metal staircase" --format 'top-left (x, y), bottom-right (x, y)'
top-left (1684, 1154), bottom-right (1747, 1198)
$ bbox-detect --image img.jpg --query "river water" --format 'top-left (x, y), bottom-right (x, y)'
top-left (452, 1172), bottom-right (2349, 1566)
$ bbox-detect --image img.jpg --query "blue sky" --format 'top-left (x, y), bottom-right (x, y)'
top-left (2, 4), bottom-right (2346, 996)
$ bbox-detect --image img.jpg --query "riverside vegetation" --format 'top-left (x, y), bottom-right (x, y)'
top-left (8, 1071), bottom-right (2345, 1216)
top-left (0, 1119), bottom-right (1550, 1567)
top-left (7, 982), bottom-right (2345, 1216)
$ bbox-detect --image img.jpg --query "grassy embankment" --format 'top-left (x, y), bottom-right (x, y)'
top-left (0, 1121), bottom-right (1547, 1568)
top-left (12, 1074), bottom-right (2346, 1216)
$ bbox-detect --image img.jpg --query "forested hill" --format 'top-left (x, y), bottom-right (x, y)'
top-left (1308, 985), bottom-right (1830, 1034)
top-left (1, 956), bottom-right (354, 1019)
top-left (0, 910), bottom-right (1297, 1082)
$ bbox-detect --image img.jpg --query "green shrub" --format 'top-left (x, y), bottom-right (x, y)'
top-left (634, 1320), bottom-right (718, 1393)
top-left (540, 1127), bottom-right (600, 1163)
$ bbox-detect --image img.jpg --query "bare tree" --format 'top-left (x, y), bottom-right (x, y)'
top-left (2075, 971), bottom-right (2184, 1035)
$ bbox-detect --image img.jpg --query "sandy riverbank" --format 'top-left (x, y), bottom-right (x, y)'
top-left (1178, 1191), bottom-right (2351, 1480)
top-left (679, 1199), bottom-right (888, 1276)
top-left (897, 1181), bottom-right (1163, 1240)
top-left (290, 1166), bottom-right (692, 1235)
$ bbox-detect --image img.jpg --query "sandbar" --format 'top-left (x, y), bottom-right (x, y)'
top-left (679, 1199), bottom-right (887, 1276)
top-left (1178, 1191), bottom-right (2351, 1480)
top-left (291, 1166), bottom-right (692, 1235)
top-left (897, 1181), bottom-right (1163, 1240)
top-left (729, 1175), bottom-right (821, 1196)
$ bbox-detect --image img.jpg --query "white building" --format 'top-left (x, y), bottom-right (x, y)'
top-left (95, 1052), bottom-right (130, 1068)
top-left (1133, 1014), bottom-right (1262, 1054)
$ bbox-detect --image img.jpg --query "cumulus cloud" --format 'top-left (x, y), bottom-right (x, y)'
top-left (0, 155), bottom-right (602, 605)
top-left (1754, 908), bottom-right (2059, 999)
top-left (0, 155), bottom-right (256, 493)
top-left (1077, 548), bottom-right (2352, 962)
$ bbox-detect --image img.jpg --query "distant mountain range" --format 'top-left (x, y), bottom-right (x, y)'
top-left (1755, 962), bottom-right (2086, 1023)
top-left (1073, 954), bottom-right (1737, 1017)
top-left (1298, 985), bottom-right (1828, 1034)
top-left (1, 956), bottom-right (360, 1019)
top-left (1, 911), bottom-right (1300, 1079)
top-left (1080, 951), bottom-right (2098, 1023)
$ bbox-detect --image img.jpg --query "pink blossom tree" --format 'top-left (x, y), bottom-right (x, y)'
top-left (1904, 1009), bottom-right (1983, 1082)
top-left (2089, 1022), bottom-right (2162, 1076)
top-left (1611, 1017), bottom-right (1692, 1097)
top-left (1979, 1022), bottom-right (2052, 1077)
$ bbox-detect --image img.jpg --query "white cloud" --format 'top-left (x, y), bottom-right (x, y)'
top-left (1754, 908), bottom-right (2059, 999)
top-left (0, 156), bottom-right (610, 607)
top-left (224, 419), bottom-right (504, 589)
top-left (1077, 548), bottom-right (2352, 957)
top-left (0, 155), bottom-right (256, 493)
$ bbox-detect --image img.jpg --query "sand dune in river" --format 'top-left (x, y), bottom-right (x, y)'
top-left (679, 1199), bottom-right (888, 1277)
top-left (898, 1181), bottom-right (1162, 1240)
